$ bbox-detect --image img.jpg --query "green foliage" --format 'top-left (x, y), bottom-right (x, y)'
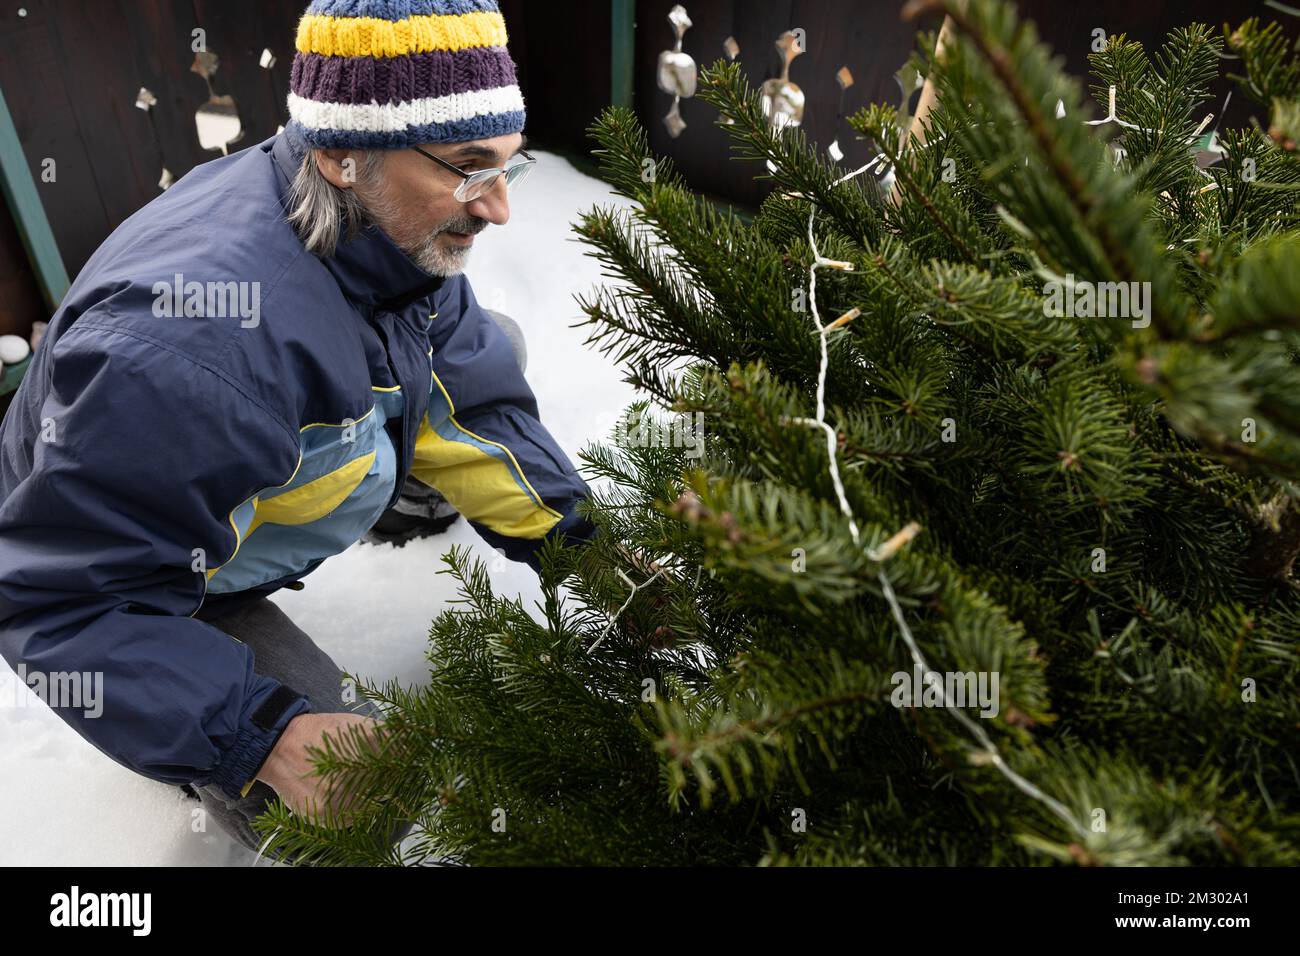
top-left (256, 0), bottom-right (1300, 866)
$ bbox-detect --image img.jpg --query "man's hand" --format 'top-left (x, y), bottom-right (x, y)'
top-left (256, 712), bottom-right (382, 825)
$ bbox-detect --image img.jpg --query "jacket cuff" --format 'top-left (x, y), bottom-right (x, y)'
top-left (205, 683), bottom-right (311, 800)
top-left (552, 504), bottom-right (600, 546)
top-left (521, 508), bottom-right (601, 575)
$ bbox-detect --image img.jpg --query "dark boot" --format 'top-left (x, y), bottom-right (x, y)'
top-left (363, 476), bottom-right (460, 547)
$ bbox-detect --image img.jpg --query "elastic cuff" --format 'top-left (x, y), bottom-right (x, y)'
top-left (207, 688), bottom-right (311, 800)
top-left (552, 505), bottom-right (599, 546)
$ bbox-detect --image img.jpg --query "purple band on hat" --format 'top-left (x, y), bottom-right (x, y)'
top-left (291, 46), bottom-right (518, 106)
top-left (305, 0), bottom-right (499, 16)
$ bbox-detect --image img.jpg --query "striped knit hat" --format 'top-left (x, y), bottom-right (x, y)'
top-left (287, 0), bottom-right (526, 149)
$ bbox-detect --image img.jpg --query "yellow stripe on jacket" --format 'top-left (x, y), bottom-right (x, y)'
top-left (409, 372), bottom-right (563, 539)
top-left (206, 452), bottom-right (376, 581)
top-left (296, 11), bottom-right (507, 58)
top-left (409, 424), bottom-right (561, 538)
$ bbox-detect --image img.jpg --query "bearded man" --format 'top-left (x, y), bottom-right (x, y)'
top-left (0, 0), bottom-right (598, 858)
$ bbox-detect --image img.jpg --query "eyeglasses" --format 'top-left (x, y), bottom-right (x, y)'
top-left (411, 145), bottom-right (536, 202)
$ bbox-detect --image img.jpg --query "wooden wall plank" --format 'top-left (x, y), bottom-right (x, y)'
top-left (498, 0), bottom-right (612, 156)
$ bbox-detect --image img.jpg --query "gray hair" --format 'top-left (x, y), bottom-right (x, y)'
top-left (285, 149), bottom-right (388, 258)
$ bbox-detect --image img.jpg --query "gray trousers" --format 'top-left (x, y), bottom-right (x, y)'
top-left (193, 310), bottom-right (525, 861)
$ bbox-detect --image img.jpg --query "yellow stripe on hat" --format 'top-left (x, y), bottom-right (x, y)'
top-left (296, 11), bottom-right (507, 58)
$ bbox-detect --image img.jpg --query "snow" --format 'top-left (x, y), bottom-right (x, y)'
top-left (0, 148), bottom-right (637, 866)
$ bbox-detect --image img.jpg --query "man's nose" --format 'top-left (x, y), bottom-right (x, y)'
top-left (467, 173), bottom-right (510, 226)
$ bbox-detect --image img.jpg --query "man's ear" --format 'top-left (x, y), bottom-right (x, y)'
top-left (314, 149), bottom-right (360, 189)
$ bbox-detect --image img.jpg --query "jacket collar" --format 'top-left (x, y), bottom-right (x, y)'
top-left (270, 122), bottom-right (446, 315)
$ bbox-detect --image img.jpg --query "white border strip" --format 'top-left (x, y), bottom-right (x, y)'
top-left (288, 85), bottom-right (524, 133)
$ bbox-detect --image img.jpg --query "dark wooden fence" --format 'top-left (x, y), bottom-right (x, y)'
top-left (0, 0), bottom-right (304, 282)
top-left (630, 0), bottom-right (1273, 209)
top-left (0, 0), bottom-right (1280, 350)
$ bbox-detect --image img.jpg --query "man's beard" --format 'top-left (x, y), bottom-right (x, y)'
top-left (398, 225), bottom-right (479, 276)
top-left (356, 188), bottom-right (484, 277)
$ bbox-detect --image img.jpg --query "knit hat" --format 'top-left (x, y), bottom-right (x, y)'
top-left (287, 0), bottom-right (526, 149)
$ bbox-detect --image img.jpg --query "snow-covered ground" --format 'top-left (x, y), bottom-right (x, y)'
top-left (0, 147), bottom-right (636, 866)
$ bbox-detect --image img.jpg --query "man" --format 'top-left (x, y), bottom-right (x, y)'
top-left (0, 0), bottom-right (597, 858)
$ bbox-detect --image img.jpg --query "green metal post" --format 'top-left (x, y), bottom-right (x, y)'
top-left (611, 0), bottom-right (636, 109)
top-left (0, 86), bottom-right (70, 313)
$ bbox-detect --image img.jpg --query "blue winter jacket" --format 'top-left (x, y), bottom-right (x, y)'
top-left (0, 123), bottom-right (597, 800)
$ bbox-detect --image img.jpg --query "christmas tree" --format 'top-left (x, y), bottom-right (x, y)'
top-left (256, 0), bottom-right (1300, 866)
